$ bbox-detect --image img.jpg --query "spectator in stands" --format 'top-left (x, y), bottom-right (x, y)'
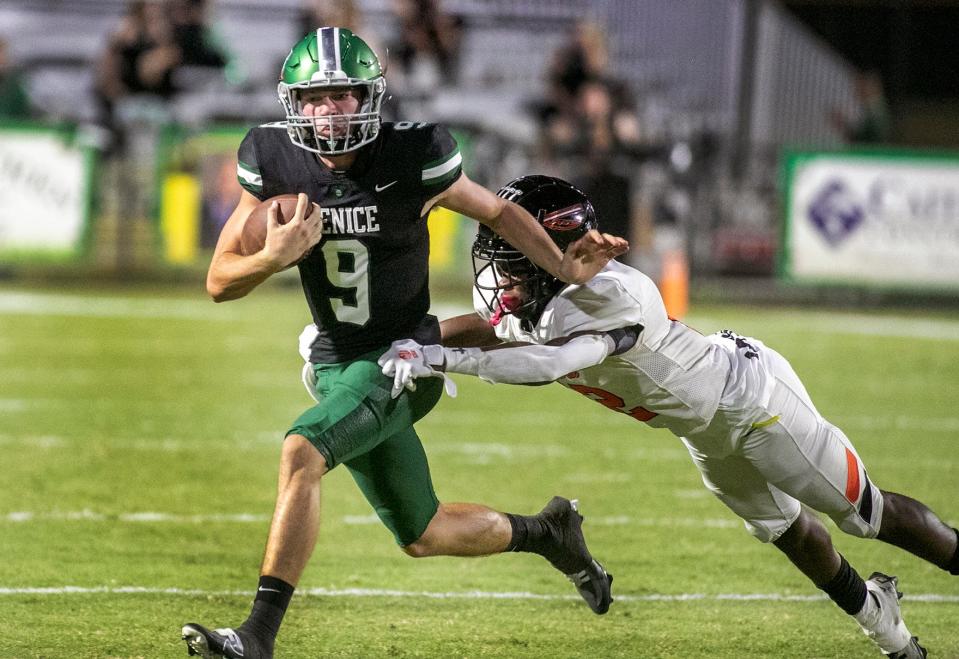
top-left (574, 150), bottom-right (634, 260)
top-left (539, 77), bottom-right (642, 162)
top-left (97, 1), bottom-right (179, 100)
top-left (533, 22), bottom-right (644, 264)
top-left (580, 78), bottom-right (643, 155)
top-left (536, 20), bottom-right (609, 130)
top-left (298, 0), bottom-right (364, 37)
top-left (93, 1), bottom-right (178, 149)
top-left (387, 0), bottom-right (463, 98)
top-left (169, 0), bottom-right (228, 71)
top-left (0, 38), bottom-right (32, 120)
top-left (297, 0), bottom-right (383, 76)
top-left (831, 70), bottom-right (891, 144)
top-left (93, 0), bottom-right (228, 151)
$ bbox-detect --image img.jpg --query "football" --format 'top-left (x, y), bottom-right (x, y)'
top-left (239, 193), bottom-right (314, 256)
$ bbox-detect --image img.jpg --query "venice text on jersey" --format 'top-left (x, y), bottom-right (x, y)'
top-left (320, 206), bottom-right (381, 235)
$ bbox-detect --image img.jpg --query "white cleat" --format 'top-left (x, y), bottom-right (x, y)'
top-left (182, 623), bottom-right (250, 658)
top-left (855, 573), bottom-right (927, 659)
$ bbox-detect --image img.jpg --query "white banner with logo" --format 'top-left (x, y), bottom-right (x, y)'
top-left (0, 125), bottom-right (93, 259)
top-left (784, 151), bottom-right (959, 290)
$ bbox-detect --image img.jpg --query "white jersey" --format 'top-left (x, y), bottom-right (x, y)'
top-left (468, 261), bottom-right (882, 544)
top-left (474, 261), bottom-right (733, 438)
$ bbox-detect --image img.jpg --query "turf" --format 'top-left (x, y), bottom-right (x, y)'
top-left (1, 285), bottom-right (957, 658)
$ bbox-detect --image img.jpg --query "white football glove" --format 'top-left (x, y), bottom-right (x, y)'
top-left (298, 323), bottom-right (322, 403)
top-left (301, 362), bottom-right (321, 403)
top-left (377, 339), bottom-right (457, 399)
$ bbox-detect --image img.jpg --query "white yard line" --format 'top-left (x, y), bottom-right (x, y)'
top-left (0, 511), bottom-right (762, 530)
top-left (0, 584), bottom-right (955, 603)
top-left (3, 511), bottom-right (270, 523)
top-left (4, 409), bottom-right (959, 459)
top-left (9, 509), bottom-right (954, 533)
top-left (3, 293), bottom-right (959, 342)
top-left (0, 510), bottom-right (738, 528)
top-left (0, 291), bottom-right (240, 321)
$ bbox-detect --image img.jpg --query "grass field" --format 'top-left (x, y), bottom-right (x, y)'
top-left (1, 284), bottom-right (957, 659)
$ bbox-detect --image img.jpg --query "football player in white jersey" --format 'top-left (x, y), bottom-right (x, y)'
top-left (380, 175), bottom-right (959, 659)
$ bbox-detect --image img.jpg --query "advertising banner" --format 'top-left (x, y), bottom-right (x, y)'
top-left (782, 150), bottom-right (959, 290)
top-left (0, 123), bottom-right (94, 261)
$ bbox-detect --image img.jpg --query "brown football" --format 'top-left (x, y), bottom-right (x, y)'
top-left (239, 193), bottom-right (314, 256)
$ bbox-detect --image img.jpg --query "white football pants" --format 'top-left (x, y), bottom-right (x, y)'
top-left (682, 337), bottom-right (884, 543)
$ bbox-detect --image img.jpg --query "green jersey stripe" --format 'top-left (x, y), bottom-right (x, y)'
top-left (422, 148), bottom-right (460, 172)
top-left (237, 160), bottom-right (260, 175)
top-left (422, 151), bottom-right (462, 183)
top-left (237, 163), bottom-right (263, 188)
top-left (422, 166), bottom-right (460, 188)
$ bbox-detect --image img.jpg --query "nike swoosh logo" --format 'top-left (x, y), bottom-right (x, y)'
top-left (374, 180), bottom-right (398, 192)
top-left (223, 634), bottom-right (244, 656)
top-left (216, 629), bottom-right (245, 657)
top-left (257, 587), bottom-right (281, 593)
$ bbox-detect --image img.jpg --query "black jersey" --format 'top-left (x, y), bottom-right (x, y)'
top-left (236, 122), bottom-right (463, 363)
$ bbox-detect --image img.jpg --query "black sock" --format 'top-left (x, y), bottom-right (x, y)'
top-left (947, 528), bottom-right (959, 575)
top-left (505, 512), bottom-right (582, 574)
top-left (820, 555), bottom-right (867, 616)
top-left (505, 513), bottom-right (530, 552)
top-left (508, 512), bottom-right (565, 558)
top-left (238, 576), bottom-right (295, 644)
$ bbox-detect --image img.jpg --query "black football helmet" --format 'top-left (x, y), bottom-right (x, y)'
top-left (472, 175), bottom-right (598, 326)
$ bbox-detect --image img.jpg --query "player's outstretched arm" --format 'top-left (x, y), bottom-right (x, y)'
top-left (432, 174), bottom-right (627, 284)
top-left (207, 192), bottom-right (321, 302)
top-left (440, 313), bottom-right (499, 348)
top-left (379, 333), bottom-right (614, 393)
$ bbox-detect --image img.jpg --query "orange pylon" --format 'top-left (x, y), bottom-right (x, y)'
top-left (659, 248), bottom-right (689, 319)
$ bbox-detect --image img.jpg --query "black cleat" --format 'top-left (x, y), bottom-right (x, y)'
top-left (537, 496), bottom-right (614, 614)
top-left (181, 623), bottom-right (271, 659)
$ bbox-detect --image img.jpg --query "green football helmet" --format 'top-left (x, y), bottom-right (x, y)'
top-left (277, 27), bottom-right (386, 155)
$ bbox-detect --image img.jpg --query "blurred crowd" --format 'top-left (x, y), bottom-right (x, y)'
top-left (295, 0), bottom-right (464, 114)
top-left (532, 19), bottom-right (646, 247)
top-left (0, 0), bottom-right (892, 274)
top-left (0, 1), bottom-right (708, 267)
top-left (92, 0), bottom-right (230, 152)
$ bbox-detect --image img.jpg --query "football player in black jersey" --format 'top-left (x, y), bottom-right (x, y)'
top-left (181, 28), bottom-right (625, 659)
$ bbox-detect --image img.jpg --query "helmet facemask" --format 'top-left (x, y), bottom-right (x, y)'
top-left (472, 175), bottom-right (599, 328)
top-left (277, 27), bottom-right (386, 155)
top-left (278, 78), bottom-right (385, 154)
top-left (472, 229), bottom-right (562, 327)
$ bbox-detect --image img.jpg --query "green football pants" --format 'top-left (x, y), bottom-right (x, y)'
top-left (287, 348), bottom-right (443, 545)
